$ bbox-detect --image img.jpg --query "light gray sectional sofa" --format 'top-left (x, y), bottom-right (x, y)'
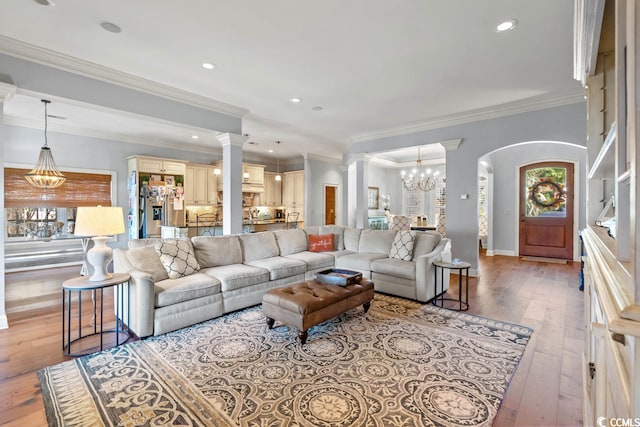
top-left (113, 226), bottom-right (450, 337)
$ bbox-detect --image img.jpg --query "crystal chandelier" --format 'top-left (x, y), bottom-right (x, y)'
top-left (400, 147), bottom-right (439, 192)
top-left (25, 99), bottom-right (66, 189)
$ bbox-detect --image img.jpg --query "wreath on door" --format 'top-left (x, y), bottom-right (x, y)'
top-left (529, 179), bottom-right (565, 209)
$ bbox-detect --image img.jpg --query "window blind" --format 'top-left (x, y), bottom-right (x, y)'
top-left (4, 168), bottom-right (113, 208)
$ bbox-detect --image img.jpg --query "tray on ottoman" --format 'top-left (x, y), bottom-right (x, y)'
top-left (315, 268), bottom-right (362, 286)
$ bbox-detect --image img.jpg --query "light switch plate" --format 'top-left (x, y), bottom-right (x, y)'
top-left (460, 194), bottom-right (469, 199)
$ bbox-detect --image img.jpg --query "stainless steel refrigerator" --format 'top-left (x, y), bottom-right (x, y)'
top-left (140, 184), bottom-right (185, 238)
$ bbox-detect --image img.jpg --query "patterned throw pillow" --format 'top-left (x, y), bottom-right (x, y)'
top-left (155, 239), bottom-right (200, 279)
top-left (308, 234), bottom-right (335, 252)
top-left (389, 231), bottom-right (416, 261)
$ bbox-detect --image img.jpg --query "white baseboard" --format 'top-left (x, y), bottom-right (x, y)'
top-left (0, 314), bottom-right (8, 330)
top-left (469, 268), bottom-right (479, 277)
top-left (494, 250), bottom-right (517, 257)
top-left (486, 250), bottom-right (495, 256)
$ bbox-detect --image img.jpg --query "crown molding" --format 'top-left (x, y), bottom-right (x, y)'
top-left (351, 90), bottom-right (585, 143)
top-left (305, 152), bottom-right (342, 164)
top-left (0, 82), bottom-right (16, 102)
top-left (440, 138), bottom-right (463, 151)
top-left (0, 35), bottom-right (248, 118)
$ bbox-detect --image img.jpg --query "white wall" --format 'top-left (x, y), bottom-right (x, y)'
top-left (304, 157), bottom-right (343, 227)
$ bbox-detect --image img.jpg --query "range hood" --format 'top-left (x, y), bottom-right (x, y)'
top-left (242, 183), bottom-right (264, 193)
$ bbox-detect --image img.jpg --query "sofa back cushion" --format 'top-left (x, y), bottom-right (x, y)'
top-left (412, 231), bottom-right (442, 260)
top-left (128, 238), bottom-right (163, 249)
top-left (191, 235), bottom-right (243, 268)
top-left (359, 229), bottom-right (397, 254)
top-left (319, 225), bottom-right (345, 250)
top-left (344, 227), bottom-right (362, 252)
top-left (239, 232), bottom-right (280, 262)
top-left (273, 229), bottom-right (308, 256)
top-left (126, 246), bottom-right (169, 282)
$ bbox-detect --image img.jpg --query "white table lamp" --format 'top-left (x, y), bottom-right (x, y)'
top-left (74, 206), bottom-right (125, 281)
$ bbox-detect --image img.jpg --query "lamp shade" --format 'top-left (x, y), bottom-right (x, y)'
top-left (74, 206), bottom-right (125, 237)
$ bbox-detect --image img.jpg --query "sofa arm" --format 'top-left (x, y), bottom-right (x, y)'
top-left (126, 270), bottom-right (157, 338)
top-left (415, 238), bottom-right (451, 302)
top-left (113, 248), bottom-right (157, 338)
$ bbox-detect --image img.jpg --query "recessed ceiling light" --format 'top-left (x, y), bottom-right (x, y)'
top-left (191, 135), bottom-right (199, 139)
top-left (290, 97), bottom-right (302, 103)
top-left (34, 0), bottom-right (55, 5)
top-left (202, 63), bottom-right (216, 70)
top-left (100, 22), bottom-right (122, 33)
top-left (312, 106), bottom-right (323, 111)
top-left (496, 19), bottom-right (517, 32)
top-left (268, 149), bottom-right (274, 153)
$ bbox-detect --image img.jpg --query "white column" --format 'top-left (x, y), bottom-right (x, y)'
top-left (216, 133), bottom-right (247, 235)
top-left (341, 164), bottom-right (349, 226)
top-left (0, 83), bottom-right (16, 330)
top-left (353, 154), bottom-right (369, 229)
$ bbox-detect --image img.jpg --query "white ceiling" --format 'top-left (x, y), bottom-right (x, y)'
top-left (0, 0), bottom-right (581, 163)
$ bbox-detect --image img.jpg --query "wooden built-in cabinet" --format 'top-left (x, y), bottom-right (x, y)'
top-left (135, 157), bottom-right (186, 175)
top-left (576, 0), bottom-right (640, 422)
top-left (185, 165), bottom-right (218, 206)
top-left (216, 163), bottom-right (265, 193)
top-left (263, 172), bottom-right (282, 206)
top-left (283, 170), bottom-right (304, 218)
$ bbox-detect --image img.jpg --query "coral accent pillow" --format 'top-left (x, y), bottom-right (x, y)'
top-left (309, 234), bottom-right (335, 252)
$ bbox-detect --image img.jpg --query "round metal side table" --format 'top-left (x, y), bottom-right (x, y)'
top-left (433, 260), bottom-right (471, 311)
top-left (62, 273), bottom-right (131, 357)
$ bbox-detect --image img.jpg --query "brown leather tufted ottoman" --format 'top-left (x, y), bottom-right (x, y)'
top-left (262, 279), bottom-right (374, 344)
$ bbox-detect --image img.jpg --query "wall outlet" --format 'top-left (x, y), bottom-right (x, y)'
top-left (459, 194), bottom-right (469, 199)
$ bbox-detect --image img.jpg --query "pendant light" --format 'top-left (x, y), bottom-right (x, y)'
top-left (275, 141), bottom-right (282, 182)
top-left (25, 99), bottom-right (66, 189)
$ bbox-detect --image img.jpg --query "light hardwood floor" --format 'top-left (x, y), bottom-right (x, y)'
top-left (0, 254), bottom-right (583, 426)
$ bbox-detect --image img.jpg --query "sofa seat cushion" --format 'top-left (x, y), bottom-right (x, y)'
top-left (371, 258), bottom-right (417, 281)
top-left (336, 253), bottom-right (389, 271)
top-left (201, 264), bottom-right (270, 292)
top-left (284, 251), bottom-right (334, 270)
top-left (245, 257), bottom-right (307, 280)
top-left (154, 273), bottom-right (221, 308)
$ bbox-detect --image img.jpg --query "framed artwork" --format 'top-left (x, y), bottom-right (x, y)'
top-left (165, 176), bottom-right (176, 186)
top-left (368, 187), bottom-right (379, 209)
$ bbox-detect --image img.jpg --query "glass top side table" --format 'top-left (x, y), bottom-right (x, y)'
top-left (433, 260), bottom-right (471, 311)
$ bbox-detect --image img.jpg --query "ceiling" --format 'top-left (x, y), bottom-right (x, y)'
top-left (0, 0), bottom-right (581, 163)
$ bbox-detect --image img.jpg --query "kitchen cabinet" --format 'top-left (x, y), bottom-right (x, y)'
top-left (185, 164), bottom-right (218, 206)
top-left (244, 164), bottom-right (264, 185)
top-left (263, 172), bottom-right (282, 206)
top-left (576, 0), bottom-right (640, 422)
top-left (283, 170), bottom-right (304, 217)
top-left (216, 163), bottom-right (265, 193)
top-left (134, 156), bottom-right (186, 175)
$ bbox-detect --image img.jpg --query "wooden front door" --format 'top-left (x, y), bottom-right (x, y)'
top-left (519, 162), bottom-right (574, 259)
top-left (325, 186), bottom-right (336, 225)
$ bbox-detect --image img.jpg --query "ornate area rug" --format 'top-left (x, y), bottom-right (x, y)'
top-left (39, 295), bottom-right (532, 426)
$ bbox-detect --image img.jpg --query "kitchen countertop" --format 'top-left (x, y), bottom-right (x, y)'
top-left (185, 219), bottom-right (297, 227)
